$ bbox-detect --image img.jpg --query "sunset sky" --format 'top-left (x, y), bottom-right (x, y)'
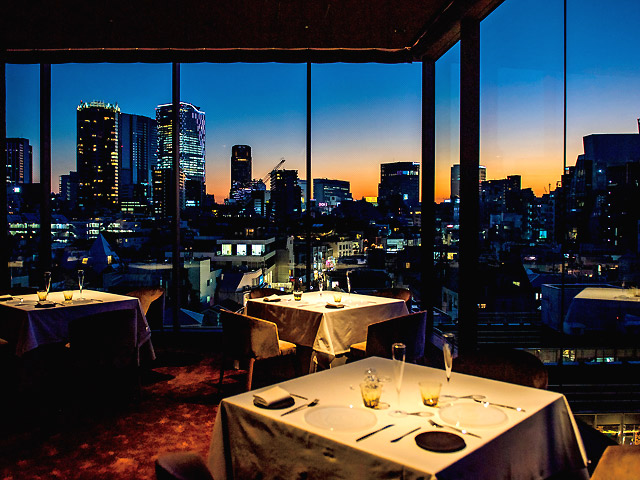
top-left (6, 0), bottom-right (640, 203)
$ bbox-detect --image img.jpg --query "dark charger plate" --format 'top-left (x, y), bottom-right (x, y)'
top-left (253, 396), bottom-right (295, 409)
top-left (415, 431), bottom-right (466, 452)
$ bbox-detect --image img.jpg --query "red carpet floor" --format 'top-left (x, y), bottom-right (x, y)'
top-left (1, 350), bottom-right (231, 480)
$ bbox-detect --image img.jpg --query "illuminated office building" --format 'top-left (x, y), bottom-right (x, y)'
top-left (451, 163), bottom-right (486, 199)
top-left (378, 161), bottom-right (420, 209)
top-left (76, 101), bottom-right (120, 211)
top-left (119, 112), bottom-right (157, 211)
top-left (156, 102), bottom-right (206, 208)
top-left (313, 178), bottom-right (352, 214)
top-left (270, 169), bottom-right (301, 221)
top-left (5, 137), bottom-right (32, 185)
top-left (230, 145), bottom-right (252, 202)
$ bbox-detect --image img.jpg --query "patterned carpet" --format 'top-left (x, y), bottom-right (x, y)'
top-left (0, 345), bottom-right (248, 480)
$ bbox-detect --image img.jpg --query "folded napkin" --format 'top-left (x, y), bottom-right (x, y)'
top-left (325, 302), bottom-right (345, 309)
top-left (253, 386), bottom-right (292, 407)
top-left (263, 295), bottom-right (282, 302)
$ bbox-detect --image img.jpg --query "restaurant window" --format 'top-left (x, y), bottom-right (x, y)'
top-left (6, 64), bottom-right (41, 289)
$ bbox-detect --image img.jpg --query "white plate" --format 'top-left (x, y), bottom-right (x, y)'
top-left (439, 402), bottom-right (508, 428)
top-left (304, 405), bottom-right (377, 432)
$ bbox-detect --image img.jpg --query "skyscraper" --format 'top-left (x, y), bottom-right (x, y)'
top-left (76, 101), bottom-right (120, 211)
top-left (156, 102), bottom-right (206, 209)
top-left (5, 137), bottom-right (32, 184)
top-left (378, 161), bottom-right (420, 209)
top-left (119, 112), bottom-right (157, 210)
top-left (230, 145), bottom-right (252, 202)
top-left (451, 163), bottom-right (486, 199)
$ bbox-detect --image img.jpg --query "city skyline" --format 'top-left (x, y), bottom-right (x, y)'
top-left (5, 0), bottom-right (639, 203)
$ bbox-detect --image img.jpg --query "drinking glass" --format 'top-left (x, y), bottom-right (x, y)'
top-left (78, 270), bottom-right (85, 299)
top-left (318, 272), bottom-right (324, 296)
top-left (44, 271), bottom-right (51, 294)
top-left (346, 271), bottom-right (351, 298)
top-left (389, 342), bottom-right (407, 417)
top-left (443, 333), bottom-right (455, 383)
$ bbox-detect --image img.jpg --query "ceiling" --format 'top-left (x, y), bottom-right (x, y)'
top-left (4, 0), bottom-right (505, 63)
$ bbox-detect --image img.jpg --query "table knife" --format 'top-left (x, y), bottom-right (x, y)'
top-left (356, 424), bottom-right (394, 442)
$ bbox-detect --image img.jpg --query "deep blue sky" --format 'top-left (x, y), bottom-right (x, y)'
top-left (6, 0), bottom-right (640, 201)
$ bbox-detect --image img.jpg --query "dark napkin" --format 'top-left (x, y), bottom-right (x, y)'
top-left (415, 431), bottom-right (466, 452)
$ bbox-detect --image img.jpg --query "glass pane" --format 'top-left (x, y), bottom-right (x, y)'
top-left (6, 64), bottom-right (40, 291)
top-left (49, 63), bottom-right (171, 329)
top-left (311, 63), bottom-right (421, 296)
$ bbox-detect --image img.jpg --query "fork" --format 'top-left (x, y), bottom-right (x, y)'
top-left (429, 419), bottom-right (482, 439)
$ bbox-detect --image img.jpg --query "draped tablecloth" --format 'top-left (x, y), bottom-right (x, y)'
top-left (0, 289), bottom-right (155, 363)
top-left (209, 357), bottom-right (587, 480)
top-left (246, 292), bottom-right (409, 358)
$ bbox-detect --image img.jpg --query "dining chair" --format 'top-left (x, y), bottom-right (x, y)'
top-left (453, 347), bottom-right (548, 389)
top-left (348, 311), bottom-right (427, 364)
top-left (155, 451), bottom-right (213, 480)
top-left (218, 309), bottom-right (298, 391)
top-left (370, 287), bottom-right (412, 310)
top-left (590, 445), bottom-right (640, 480)
top-left (68, 308), bottom-right (140, 402)
top-left (125, 286), bottom-right (165, 330)
top-left (248, 287), bottom-right (284, 299)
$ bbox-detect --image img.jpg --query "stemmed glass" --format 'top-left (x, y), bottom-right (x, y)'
top-left (443, 333), bottom-right (455, 383)
top-left (318, 271), bottom-right (324, 297)
top-left (77, 269), bottom-right (85, 299)
top-left (346, 271), bottom-right (351, 298)
top-left (44, 271), bottom-right (52, 294)
top-left (389, 342), bottom-right (407, 417)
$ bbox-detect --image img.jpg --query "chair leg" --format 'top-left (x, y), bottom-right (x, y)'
top-left (246, 358), bottom-right (255, 391)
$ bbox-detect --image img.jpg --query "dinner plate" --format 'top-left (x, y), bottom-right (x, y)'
top-left (438, 402), bottom-right (508, 428)
top-left (304, 405), bottom-right (377, 432)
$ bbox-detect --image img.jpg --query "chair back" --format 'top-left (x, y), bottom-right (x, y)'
top-left (220, 310), bottom-right (282, 360)
top-left (155, 451), bottom-right (214, 480)
top-left (371, 288), bottom-right (412, 309)
top-left (591, 445), bottom-right (640, 480)
top-left (453, 347), bottom-right (548, 389)
top-left (126, 286), bottom-right (165, 316)
top-left (249, 287), bottom-right (284, 299)
top-left (365, 311), bottom-right (427, 363)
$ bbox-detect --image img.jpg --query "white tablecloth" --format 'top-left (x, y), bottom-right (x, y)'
top-left (209, 357), bottom-right (587, 480)
top-left (246, 292), bottom-right (409, 357)
top-left (564, 287), bottom-right (640, 334)
top-left (0, 289), bottom-right (154, 362)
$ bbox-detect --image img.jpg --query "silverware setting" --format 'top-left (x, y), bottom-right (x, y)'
top-left (472, 397), bottom-right (525, 412)
top-left (356, 424), bottom-right (394, 442)
top-left (281, 398), bottom-right (319, 416)
top-left (290, 393), bottom-right (308, 400)
top-left (390, 427), bottom-right (421, 443)
top-left (429, 419), bottom-right (482, 439)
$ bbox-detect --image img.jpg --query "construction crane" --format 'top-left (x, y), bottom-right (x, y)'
top-left (261, 157), bottom-right (286, 187)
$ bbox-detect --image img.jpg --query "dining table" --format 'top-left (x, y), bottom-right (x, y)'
top-left (563, 286), bottom-right (640, 335)
top-left (0, 289), bottom-right (155, 363)
top-left (246, 291), bottom-right (409, 368)
top-left (208, 356), bottom-right (588, 480)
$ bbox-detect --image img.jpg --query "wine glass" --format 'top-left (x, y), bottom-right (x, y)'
top-left (443, 333), bottom-right (455, 383)
top-left (78, 269), bottom-right (85, 299)
top-left (389, 342), bottom-right (407, 417)
top-left (318, 271), bottom-right (324, 297)
top-left (346, 271), bottom-right (351, 298)
top-left (44, 271), bottom-right (52, 294)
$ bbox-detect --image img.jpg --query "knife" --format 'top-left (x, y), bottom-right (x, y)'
top-left (281, 398), bottom-right (319, 416)
top-left (356, 424), bottom-right (394, 442)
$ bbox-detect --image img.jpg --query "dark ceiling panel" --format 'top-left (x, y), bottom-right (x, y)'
top-left (4, 0), bottom-right (505, 63)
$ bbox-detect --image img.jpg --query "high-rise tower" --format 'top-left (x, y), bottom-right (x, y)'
top-left (119, 112), bottom-right (157, 211)
top-left (76, 101), bottom-right (120, 211)
top-left (5, 137), bottom-right (32, 184)
top-left (230, 145), bottom-right (252, 202)
top-left (156, 102), bottom-right (206, 210)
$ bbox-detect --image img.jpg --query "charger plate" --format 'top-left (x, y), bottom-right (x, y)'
top-left (438, 403), bottom-right (507, 428)
top-left (305, 405), bottom-right (377, 432)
